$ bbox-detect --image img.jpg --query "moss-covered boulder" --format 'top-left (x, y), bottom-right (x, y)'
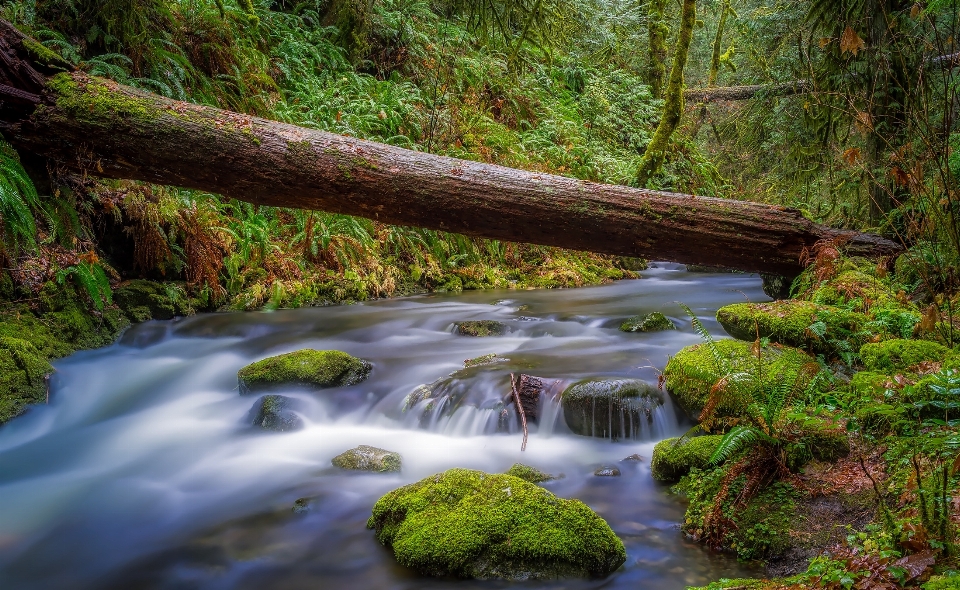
top-left (113, 279), bottom-right (191, 322)
top-left (561, 379), bottom-right (663, 440)
top-left (783, 416), bottom-right (850, 469)
top-left (663, 339), bottom-right (824, 421)
top-left (650, 435), bottom-right (722, 482)
top-left (505, 463), bottom-right (557, 483)
top-left (251, 394), bottom-right (303, 432)
top-left (716, 300), bottom-right (866, 355)
top-left (367, 468), bottom-right (626, 579)
top-left (0, 336), bottom-right (54, 423)
top-left (237, 349), bottom-right (371, 395)
top-left (619, 311), bottom-right (675, 332)
top-left (455, 320), bottom-right (506, 337)
top-left (332, 445), bottom-right (402, 472)
top-left (859, 339), bottom-right (951, 372)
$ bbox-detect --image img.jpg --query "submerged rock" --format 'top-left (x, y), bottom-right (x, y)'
top-left (332, 445), bottom-right (402, 472)
top-left (650, 436), bottom-right (723, 482)
top-left (237, 349), bottom-right (371, 395)
top-left (251, 394), bottom-right (303, 432)
top-left (464, 353), bottom-right (508, 368)
top-left (619, 311), bottom-right (675, 333)
top-left (367, 468), bottom-right (626, 579)
top-left (455, 320), bottom-right (506, 337)
top-left (505, 463), bottom-right (558, 483)
top-left (561, 379), bottom-right (663, 440)
top-left (663, 339), bottom-right (826, 422)
top-left (593, 467), bottom-right (620, 477)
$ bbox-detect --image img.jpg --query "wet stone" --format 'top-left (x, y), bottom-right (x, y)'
top-left (251, 394), bottom-right (303, 432)
top-left (621, 454), bottom-right (644, 462)
top-left (454, 320), bottom-right (506, 337)
top-left (594, 467), bottom-right (621, 477)
top-left (332, 445), bottom-right (402, 473)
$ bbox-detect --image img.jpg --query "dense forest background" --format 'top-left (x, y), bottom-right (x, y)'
top-left (1, 0), bottom-right (957, 314)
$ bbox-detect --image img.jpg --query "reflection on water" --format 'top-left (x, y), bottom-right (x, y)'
top-left (0, 266), bottom-right (766, 589)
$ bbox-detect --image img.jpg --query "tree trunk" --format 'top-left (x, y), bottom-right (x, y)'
top-left (647, 0), bottom-right (668, 99)
top-left (636, 0), bottom-right (697, 185)
top-left (707, 0), bottom-right (730, 87)
top-left (0, 20), bottom-right (901, 277)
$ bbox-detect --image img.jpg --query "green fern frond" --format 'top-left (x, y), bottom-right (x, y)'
top-left (678, 301), bottom-right (729, 374)
top-left (707, 425), bottom-right (770, 466)
top-left (0, 140), bottom-right (41, 256)
top-left (57, 262), bottom-right (113, 311)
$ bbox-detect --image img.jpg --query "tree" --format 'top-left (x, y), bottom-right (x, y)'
top-left (636, 0), bottom-right (696, 185)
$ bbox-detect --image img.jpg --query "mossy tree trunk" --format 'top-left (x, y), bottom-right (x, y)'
top-left (707, 0), bottom-right (730, 87)
top-left (636, 0), bottom-right (696, 186)
top-left (0, 19), bottom-right (902, 276)
top-left (646, 0), bottom-right (668, 99)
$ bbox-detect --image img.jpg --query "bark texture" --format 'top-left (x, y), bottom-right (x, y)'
top-left (0, 20), bottom-right (901, 276)
top-left (636, 0), bottom-right (697, 185)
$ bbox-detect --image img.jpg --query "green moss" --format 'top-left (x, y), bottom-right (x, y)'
top-left (859, 339), bottom-right (951, 372)
top-left (332, 445), bottom-right (401, 472)
top-left (367, 468), bottom-right (626, 579)
top-left (716, 301), bottom-right (866, 355)
top-left (505, 463), bottom-right (557, 483)
top-left (561, 378), bottom-right (662, 439)
top-left (464, 353), bottom-right (507, 367)
top-left (619, 311), bottom-right (675, 332)
top-left (677, 468), bottom-right (799, 561)
top-left (113, 280), bottom-right (192, 322)
top-left (663, 339), bottom-right (823, 421)
top-left (650, 435), bottom-right (722, 482)
top-left (237, 349), bottom-right (371, 394)
top-left (22, 38), bottom-right (69, 68)
top-left (923, 573), bottom-right (960, 589)
top-left (455, 320), bottom-right (505, 337)
top-left (782, 416), bottom-right (850, 469)
top-left (48, 73), bottom-right (160, 126)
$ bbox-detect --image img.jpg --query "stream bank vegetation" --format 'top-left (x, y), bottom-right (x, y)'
top-left (0, 0), bottom-right (960, 587)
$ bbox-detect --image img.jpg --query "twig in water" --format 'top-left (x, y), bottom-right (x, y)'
top-left (510, 373), bottom-right (528, 452)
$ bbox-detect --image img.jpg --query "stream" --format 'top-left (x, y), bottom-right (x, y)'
top-left (0, 265), bottom-right (768, 589)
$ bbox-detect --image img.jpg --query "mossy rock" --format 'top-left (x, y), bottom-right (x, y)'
top-left (859, 339), bottom-right (951, 372)
top-left (367, 468), bottom-right (626, 579)
top-left (561, 379), bottom-right (662, 440)
top-left (849, 370), bottom-right (895, 400)
top-left (716, 301), bottom-right (866, 355)
top-left (455, 320), bottom-right (506, 337)
top-left (251, 394), bottom-right (303, 432)
top-left (0, 337), bottom-right (53, 423)
top-left (237, 349), bottom-right (371, 395)
top-left (113, 279), bottom-right (190, 322)
top-left (783, 416), bottom-right (850, 469)
top-left (464, 353), bottom-right (508, 368)
top-left (505, 463), bottom-right (557, 483)
top-left (809, 270), bottom-right (900, 310)
top-left (663, 339), bottom-right (824, 422)
top-left (650, 435), bottom-right (722, 482)
top-left (619, 311), bottom-right (675, 333)
top-left (332, 445), bottom-right (402, 472)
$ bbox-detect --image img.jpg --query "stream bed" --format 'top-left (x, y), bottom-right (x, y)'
top-left (0, 265), bottom-right (768, 589)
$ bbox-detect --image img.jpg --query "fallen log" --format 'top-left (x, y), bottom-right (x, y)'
top-left (0, 20), bottom-right (901, 276)
top-left (684, 81), bottom-right (810, 103)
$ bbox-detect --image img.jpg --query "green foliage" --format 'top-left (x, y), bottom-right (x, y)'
top-left (55, 261), bottom-right (112, 311)
top-left (0, 139), bottom-right (40, 256)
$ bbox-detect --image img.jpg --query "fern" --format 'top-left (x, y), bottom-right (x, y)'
top-left (678, 302), bottom-right (729, 375)
top-left (708, 425), bottom-right (773, 466)
top-left (0, 140), bottom-right (40, 257)
top-left (56, 261), bottom-right (113, 311)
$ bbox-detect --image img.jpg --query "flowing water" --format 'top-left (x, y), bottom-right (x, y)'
top-left (0, 265), bottom-right (768, 589)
